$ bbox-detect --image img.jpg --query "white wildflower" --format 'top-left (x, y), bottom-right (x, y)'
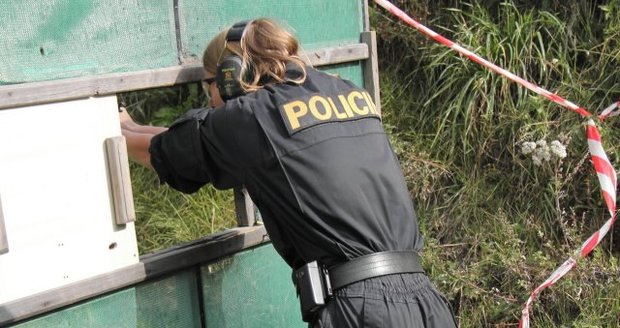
top-left (532, 140), bottom-right (551, 164)
top-left (549, 140), bottom-right (567, 159)
top-left (531, 152), bottom-right (544, 166)
top-left (521, 138), bottom-right (566, 165)
top-left (521, 141), bottom-right (537, 155)
top-left (542, 147), bottom-right (552, 161)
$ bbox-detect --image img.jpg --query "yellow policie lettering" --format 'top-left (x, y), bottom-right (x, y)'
top-left (282, 100), bottom-right (308, 130)
top-left (280, 90), bottom-right (379, 134)
top-left (336, 95), bottom-right (355, 117)
top-left (309, 96), bottom-right (332, 120)
top-left (326, 97), bottom-right (349, 119)
top-left (362, 91), bottom-right (378, 114)
top-left (348, 91), bottom-right (369, 115)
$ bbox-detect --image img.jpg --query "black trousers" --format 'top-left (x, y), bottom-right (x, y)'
top-left (311, 273), bottom-right (457, 328)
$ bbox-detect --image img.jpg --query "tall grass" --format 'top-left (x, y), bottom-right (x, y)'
top-left (373, 0), bottom-right (619, 326)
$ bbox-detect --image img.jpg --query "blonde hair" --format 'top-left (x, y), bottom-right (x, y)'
top-left (202, 18), bottom-right (307, 93)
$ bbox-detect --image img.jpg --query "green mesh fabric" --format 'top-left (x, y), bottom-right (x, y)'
top-left (0, 0), bottom-right (178, 85)
top-left (323, 62), bottom-right (365, 88)
top-left (202, 243), bottom-right (305, 328)
top-left (135, 271), bottom-right (202, 328)
top-left (0, 0), bottom-right (364, 85)
top-left (178, 0), bottom-right (364, 62)
top-left (9, 290), bottom-right (139, 328)
top-left (10, 271), bottom-right (201, 328)
top-left (10, 244), bottom-right (305, 328)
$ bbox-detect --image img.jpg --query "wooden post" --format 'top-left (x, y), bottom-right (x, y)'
top-left (0, 195), bottom-right (8, 254)
top-left (234, 188), bottom-right (256, 227)
top-left (362, 31), bottom-right (382, 115)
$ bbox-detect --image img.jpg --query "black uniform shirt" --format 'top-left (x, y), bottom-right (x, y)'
top-left (149, 66), bottom-right (423, 269)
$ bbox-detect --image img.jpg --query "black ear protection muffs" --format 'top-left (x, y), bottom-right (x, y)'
top-left (216, 20), bottom-right (252, 101)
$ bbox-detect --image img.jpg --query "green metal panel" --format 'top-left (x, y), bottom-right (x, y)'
top-left (323, 61), bottom-right (365, 88)
top-left (0, 0), bottom-right (178, 85)
top-left (9, 289), bottom-right (138, 328)
top-left (202, 243), bottom-right (305, 328)
top-left (178, 0), bottom-right (364, 60)
top-left (10, 244), bottom-right (304, 327)
top-left (135, 270), bottom-right (202, 328)
top-left (10, 270), bottom-right (201, 328)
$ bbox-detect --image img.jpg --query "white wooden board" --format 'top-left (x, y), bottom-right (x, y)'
top-left (0, 96), bottom-right (139, 304)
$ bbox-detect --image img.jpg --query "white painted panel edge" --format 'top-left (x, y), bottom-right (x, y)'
top-left (0, 195), bottom-right (7, 254)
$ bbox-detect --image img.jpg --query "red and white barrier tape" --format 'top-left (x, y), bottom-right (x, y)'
top-left (520, 121), bottom-right (617, 328)
top-left (372, 1), bottom-right (618, 326)
top-left (599, 101), bottom-right (620, 120)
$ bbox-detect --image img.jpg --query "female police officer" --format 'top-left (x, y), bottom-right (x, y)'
top-left (120, 18), bottom-right (457, 328)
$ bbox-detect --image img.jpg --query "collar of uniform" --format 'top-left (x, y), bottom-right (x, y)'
top-left (258, 62), bottom-right (305, 86)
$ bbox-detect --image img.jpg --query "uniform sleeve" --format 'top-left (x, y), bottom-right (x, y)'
top-left (149, 108), bottom-right (241, 193)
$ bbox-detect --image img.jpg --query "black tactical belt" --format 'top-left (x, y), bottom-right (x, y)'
top-left (293, 250), bottom-right (425, 321)
top-left (328, 250), bottom-right (424, 291)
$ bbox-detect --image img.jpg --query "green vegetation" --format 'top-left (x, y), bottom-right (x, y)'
top-left (373, 0), bottom-right (620, 326)
top-left (123, 1), bottom-right (619, 326)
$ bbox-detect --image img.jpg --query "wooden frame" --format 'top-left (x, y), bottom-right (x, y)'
top-left (234, 188), bottom-right (257, 227)
top-left (0, 43), bottom-right (369, 111)
top-left (0, 225), bottom-right (269, 326)
top-left (362, 31), bottom-right (382, 114)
